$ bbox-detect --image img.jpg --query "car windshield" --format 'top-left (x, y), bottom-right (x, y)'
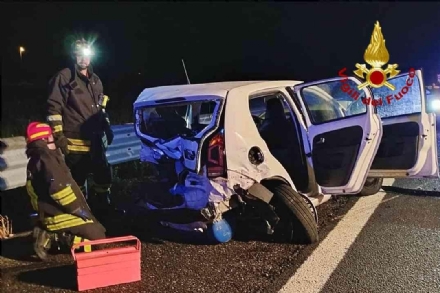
top-left (138, 100), bottom-right (220, 140)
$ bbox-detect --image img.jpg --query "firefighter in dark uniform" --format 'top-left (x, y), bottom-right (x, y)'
top-left (25, 122), bottom-right (106, 260)
top-left (45, 38), bottom-right (120, 218)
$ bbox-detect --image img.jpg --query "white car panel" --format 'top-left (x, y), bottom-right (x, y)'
top-left (291, 77), bottom-right (383, 194)
top-left (224, 83), bottom-right (303, 192)
top-left (367, 69), bottom-right (439, 178)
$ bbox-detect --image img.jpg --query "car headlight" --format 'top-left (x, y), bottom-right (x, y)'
top-left (431, 99), bottom-right (440, 111)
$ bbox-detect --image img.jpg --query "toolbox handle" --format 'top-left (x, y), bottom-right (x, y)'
top-left (71, 235), bottom-right (140, 260)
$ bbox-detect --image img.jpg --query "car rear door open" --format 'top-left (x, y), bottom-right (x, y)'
top-left (289, 76), bottom-right (383, 194)
top-left (367, 69), bottom-right (439, 179)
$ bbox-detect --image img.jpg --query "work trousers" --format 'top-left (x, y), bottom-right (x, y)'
top-left (38, 210), bottom-right (106, 246)
top-left (64, 153), bottom-right (113, 198)
top-left (66, 221), bottom-right (106, 241)
top-left (40, 216), bottom-right (106, 253)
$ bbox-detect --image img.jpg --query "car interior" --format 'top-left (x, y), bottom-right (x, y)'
top-left (250, 93), bottom-right (319, 196)
top-left (297, 86), bottom-right (365, 187)
top-left (250, 88), bottom-right (365, 191)
top-left (370, 118), bottom-right (420, 169)
top-left (139, 101), bottom-right (218, 139)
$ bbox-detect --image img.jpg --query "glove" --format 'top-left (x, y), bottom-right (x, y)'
top-left (71, 208), bottom-right (92, 222)
top-left (54, 135), bottom-right (69, 155)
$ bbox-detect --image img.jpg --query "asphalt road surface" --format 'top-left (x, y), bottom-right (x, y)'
top-left (1, 132), bottom-right (439, 293)
top-left (2, 190), bottom-right (439, 293)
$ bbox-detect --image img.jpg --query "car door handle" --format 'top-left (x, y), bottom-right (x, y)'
top-left (316, 137), bottom-right (325, 144)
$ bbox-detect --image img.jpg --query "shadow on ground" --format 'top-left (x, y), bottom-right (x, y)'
top-left (0, 235), bottom-right (40, 262)
top-left (17, 264), bottom-right (77, 290)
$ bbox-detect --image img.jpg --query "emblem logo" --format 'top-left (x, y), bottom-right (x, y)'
top-left (353, 21), bottom-right (400, 91)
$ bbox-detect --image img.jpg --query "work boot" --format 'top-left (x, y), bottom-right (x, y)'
top-left (55, 232), bottom-right (75, 252)
top-left (33, 226), bottom-right (53, 261)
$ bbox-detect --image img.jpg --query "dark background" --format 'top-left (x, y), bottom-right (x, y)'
top-left (1, 2), bottom-right (440, 136)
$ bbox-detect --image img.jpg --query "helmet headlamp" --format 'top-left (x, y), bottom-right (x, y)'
top-left (82, 47), bottom-right (93, 57)
top-left (72, 38), bottom-right (94, 58)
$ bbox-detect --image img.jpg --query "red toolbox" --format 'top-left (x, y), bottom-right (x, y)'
top-left (71, 235), bottom-right (141, 291)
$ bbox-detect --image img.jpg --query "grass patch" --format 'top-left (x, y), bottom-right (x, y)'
top-left (109, 161), bottom-right (158, 204)
top-left (113, 160), bottom-right (157, 181)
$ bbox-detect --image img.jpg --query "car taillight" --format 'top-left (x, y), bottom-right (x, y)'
top-left (207, 132), bottom-right (226, 178)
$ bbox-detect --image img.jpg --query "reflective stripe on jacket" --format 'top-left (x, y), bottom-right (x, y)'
top-left (46, 64), bottom-right (106, 153)
top-left (25, 140), bottom-right (94, 230)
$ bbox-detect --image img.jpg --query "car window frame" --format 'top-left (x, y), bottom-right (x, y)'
top-left (369, 73), bottom-right (424, 120)
top-left (297, 81), bottom-right (368, 126)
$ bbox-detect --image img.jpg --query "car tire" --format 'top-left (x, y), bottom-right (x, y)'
top-left (358, 177), bottom-right (383, 196)
top-left (265, 181), bottom-right (318, 245)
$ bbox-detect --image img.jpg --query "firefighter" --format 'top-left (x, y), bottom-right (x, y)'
top-left (45, 38), bottom-right (121, 218)
top-left (25, 122), bottom-right (106, 260)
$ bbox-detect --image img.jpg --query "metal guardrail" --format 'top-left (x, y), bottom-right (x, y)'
top-left (0, 124), bottom-right (141, 192)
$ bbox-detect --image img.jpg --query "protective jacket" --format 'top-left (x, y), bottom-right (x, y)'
top-left (46, 64), bottom-right (109, 154)
top-left (25, 140), bottom-right (100, 232)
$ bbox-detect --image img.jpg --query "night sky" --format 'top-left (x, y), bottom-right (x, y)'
top-left (2, 2), bottom-right (440, 89)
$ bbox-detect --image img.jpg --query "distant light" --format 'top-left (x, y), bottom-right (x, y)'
top-left (431, 99), bottom-right (440, 111)
top-left (19, 46), bottom-right (25, 60)
top-left (138, 72), bottom-right (141, 75)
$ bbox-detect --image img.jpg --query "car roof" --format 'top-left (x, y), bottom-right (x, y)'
top-left (133, 80), bottom-right (303, 106)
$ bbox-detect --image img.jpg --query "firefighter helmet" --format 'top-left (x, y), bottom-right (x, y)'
top-left (26, 122), bottom-right (52, 143)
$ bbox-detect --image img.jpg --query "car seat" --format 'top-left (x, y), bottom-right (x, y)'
top-left (259, 98), bottom-right (296, 150)
top-left (259, 98), bottom-right (319, 196)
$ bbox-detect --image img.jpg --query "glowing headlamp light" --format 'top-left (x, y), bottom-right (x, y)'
top-left (82, 47), bottom-right (93, 57)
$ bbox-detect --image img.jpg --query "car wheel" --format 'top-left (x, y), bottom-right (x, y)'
top-left (358, 177), bottom-right (383, 196)
top-left (265, 181), bottom-right (318, 244)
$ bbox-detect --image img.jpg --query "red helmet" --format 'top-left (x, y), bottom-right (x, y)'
top-left (26, 122), bottom-right (52, 143)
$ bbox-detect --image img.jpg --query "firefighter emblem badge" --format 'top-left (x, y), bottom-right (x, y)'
top-left (354, 21), bottom-right (400, 91)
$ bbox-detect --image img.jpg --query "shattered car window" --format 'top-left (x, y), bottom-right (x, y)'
top-left (300, 79), bottom-right (367, 125)
top-left (139, 100), bottom-right (219, 140)
top-left (370, 74), bottom-right (422, 118)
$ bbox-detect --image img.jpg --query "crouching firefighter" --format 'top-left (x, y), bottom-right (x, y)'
top-left (25, 122), bottom-right (106, 260)
top-left (45, 38), bottom-right (123, 218)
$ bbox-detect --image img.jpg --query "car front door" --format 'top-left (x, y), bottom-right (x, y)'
top-left (366, 69), bottom-right (439, 178)
top-left (288, 77), bottom-right (383, 194)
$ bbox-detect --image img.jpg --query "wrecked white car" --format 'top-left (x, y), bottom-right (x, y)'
top-left (133, 69), bottom-right (438, 244)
